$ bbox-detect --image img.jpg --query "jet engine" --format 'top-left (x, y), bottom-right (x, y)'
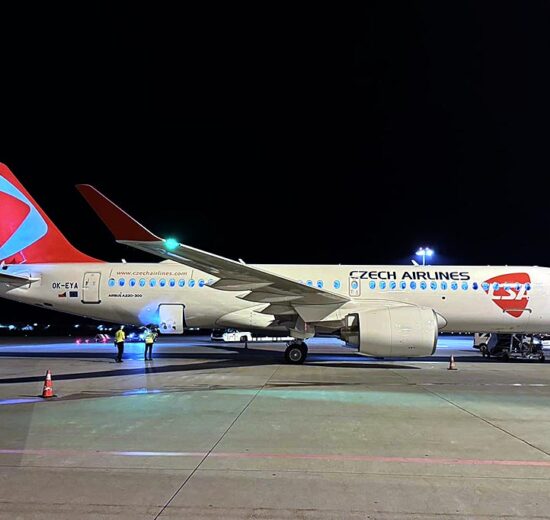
top-left (341, 306), bottom-right (438, 357)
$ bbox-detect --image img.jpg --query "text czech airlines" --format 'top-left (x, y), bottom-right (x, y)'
top-left (349, 271), bottom-right (471, 281)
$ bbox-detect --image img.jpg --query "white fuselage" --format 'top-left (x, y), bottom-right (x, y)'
top-left (2, 262), bottom-right (550, 334)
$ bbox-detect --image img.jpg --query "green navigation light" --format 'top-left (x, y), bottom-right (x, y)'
top-left (165, 238), bottom-right (179, 250)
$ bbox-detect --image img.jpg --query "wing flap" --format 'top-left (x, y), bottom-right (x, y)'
top-left (259, 304), bottom-right (297, 315)
top-left (211, 279), bottom-right (274, 291)
top-left (239, 292), bottom-right (303, 304)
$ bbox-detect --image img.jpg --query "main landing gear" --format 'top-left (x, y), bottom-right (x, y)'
top-left (284, 341), bottom-right (308, 364)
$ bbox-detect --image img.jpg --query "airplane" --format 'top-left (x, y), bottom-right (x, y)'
top-left (1, 162), bottom-right (550, 364)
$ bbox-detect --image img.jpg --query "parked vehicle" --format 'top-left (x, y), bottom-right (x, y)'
top-left (477, 333), bottom-right (545, 362)
top-left (473, 333), bottom-right (491, 350)
top-left (210, 328), bottom-right (294, 343)
top-left (211, 328), bottom-right (252, 342)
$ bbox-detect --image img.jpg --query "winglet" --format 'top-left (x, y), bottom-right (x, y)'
top-left (76, 184), bottom-right (160, 242)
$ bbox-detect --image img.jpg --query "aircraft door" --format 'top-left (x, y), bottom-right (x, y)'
top-left (159, 304), bottom-right (186, 334)
top-left (349, 276), bottom-right (361, 297)
top-left (82, 272), bottom-right (101, 303)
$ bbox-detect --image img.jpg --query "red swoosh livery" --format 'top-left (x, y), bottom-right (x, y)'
top-left (0, 191), bottom-right (30, 248)
top-left (0, 163), bottom-right (99, 263)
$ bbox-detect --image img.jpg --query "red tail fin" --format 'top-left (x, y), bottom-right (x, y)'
top-left (0, 163), bottom-right (100, 264)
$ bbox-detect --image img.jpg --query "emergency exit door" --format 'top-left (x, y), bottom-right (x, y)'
top-left (349, 276), bottom-right (361, 297)
top-left (158, 304), bottom-right (186, 334)
top-left (82, 272), bottom-right (101, 304)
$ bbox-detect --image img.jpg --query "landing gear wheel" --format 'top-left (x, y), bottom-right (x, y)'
top-left (480, 344), bottom-right (487, 358)
top-left (284, 343), bottom-right (308, 364)
top-left (540, 354), bottom-right (545, 363)
top-left (502, 351), bottom-right (510, 362)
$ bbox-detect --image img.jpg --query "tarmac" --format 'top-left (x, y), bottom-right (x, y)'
top-left (1, 335), bottom-right (549, 519)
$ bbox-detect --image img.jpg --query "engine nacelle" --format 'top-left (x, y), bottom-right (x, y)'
top-left (344, 306), bottom-right (438, 357)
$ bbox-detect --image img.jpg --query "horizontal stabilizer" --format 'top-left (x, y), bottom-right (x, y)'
top-left (0, 271), bottom-right (40, 285)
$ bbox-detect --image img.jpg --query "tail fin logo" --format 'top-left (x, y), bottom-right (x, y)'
top-left (0, 175), bottom-right (48, 261)
top-left (483, 273), bottom-right (530, 318)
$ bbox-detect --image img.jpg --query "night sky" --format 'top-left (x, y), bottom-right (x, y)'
top-left (1, 3), bottom-right (550, 321)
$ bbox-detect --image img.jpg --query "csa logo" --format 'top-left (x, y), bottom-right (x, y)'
top-left (483, 273), bottom-right (530, 318)
top-left (0, 175), bottom-right (48, 261)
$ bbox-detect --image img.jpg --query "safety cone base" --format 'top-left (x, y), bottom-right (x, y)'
top-left (447, 355), bottom-right (458, 370)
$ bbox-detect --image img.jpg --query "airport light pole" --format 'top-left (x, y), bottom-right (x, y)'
top-left (415, 247), bottom-right (434, 266)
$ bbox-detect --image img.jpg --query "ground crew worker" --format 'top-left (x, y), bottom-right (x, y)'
top-left (114, 325), bottom-right (125, 362)
top-left (144, 328), bottom-right (157, 361)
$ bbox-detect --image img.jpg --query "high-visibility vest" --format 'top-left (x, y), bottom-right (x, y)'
top-left (115, 329), bottom-right (125, 342)
top-left (145, 332), bottom-right (156, 344)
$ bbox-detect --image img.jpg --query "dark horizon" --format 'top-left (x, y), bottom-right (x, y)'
top-left (2, 3), bottom-right (550, 321)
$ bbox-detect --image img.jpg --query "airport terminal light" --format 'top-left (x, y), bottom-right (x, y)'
top-left (415, 247), bottom-right (434, 266)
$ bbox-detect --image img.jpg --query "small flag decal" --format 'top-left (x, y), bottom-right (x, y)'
top-left (69, 291), bottom-right (78, 298)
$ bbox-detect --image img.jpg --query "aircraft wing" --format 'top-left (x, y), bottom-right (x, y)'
top-left (76, 185), bottom-right (349, 307)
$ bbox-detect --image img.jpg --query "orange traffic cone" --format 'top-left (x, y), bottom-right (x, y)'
top-left (41, 370), bottom-right (54, 398)
top-left (448, 355), bottom-right (458, 371)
